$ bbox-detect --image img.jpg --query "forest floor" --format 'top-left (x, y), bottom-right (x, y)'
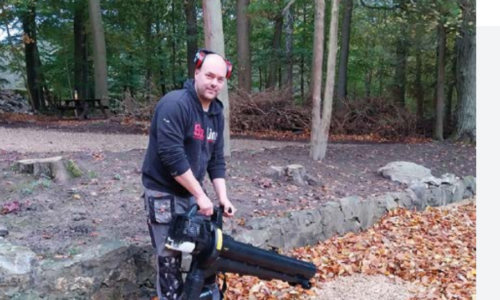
top-left (0, 115), bottom-right (476, 300)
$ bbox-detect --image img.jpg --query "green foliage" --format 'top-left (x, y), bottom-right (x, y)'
top-left (87, 170), bottom-right (98, 179)
top-left (17, 177), bottom-right (52, 195)
top-left (0, 0), bottom-right (470, 119)
top-left (66, 160), bottom-right (83, 178)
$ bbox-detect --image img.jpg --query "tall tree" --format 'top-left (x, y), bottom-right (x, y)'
top-left (310, 0), bottom-right (341, 161)
top-left (393, 31), bottom-right (408, 107)
top-left (434, 18), bottom-right (446, 140)
top-left (266, 15), bottom-right (283, 89)
top-left (446, 37), bottom-right (458, 127)
top-left (451, 0), bottom-right (475, 142)
top-left (202, 0), bottom-right (231, 156)
top-left (144, 0), bottom-right (154, 101)
top-left (414, 25), bottom-right (425, 121)
top-left (88, 0), bottom-right (108, 105)
top-left (236, 0), bottom-right (252, 92)
top-left (184, 0), bottom-right (198, 78)
top-left (283, 0), bottom-right (295, 88)
top-left (171, 1), bottom-right (178, 85)
top-left (21, 1), bottom-right (45, 110)
top-left (307, 0), bottom-right (324, 106)
top-left (337, 0), bottom-right (354, 101)
top-left (74, 1), bottom-right (89, 99)
top-left (310, 0), bottom-right (325, 160)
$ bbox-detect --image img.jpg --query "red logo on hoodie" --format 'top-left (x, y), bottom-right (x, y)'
top-left (193, 123), bottom-right (205, 140)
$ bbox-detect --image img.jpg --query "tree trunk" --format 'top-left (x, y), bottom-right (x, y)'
top-left (202, 0), bottom-right (231, 156)
top-left (266, 16), bottom-right (283, 89)
top-left (446, 37), bottom-right (458, 128)
top-left (337, 0), bottom-right (353, 101)
top-left (300, 1), bottom-right (307, 102)
top-left (310, 0), bottom-right (326, 159)
top-left (236, 0), bottom-right (252, 92)
top-left (157, 19), bottom-right (167, 95)
top-left (283, 1), bottom-right (294, 89)
top-left (434, 20), bottom-right (446, 140)
top-left (74, 2), bottom-right (89, 100)
top-left (415, 44), bottom-right (424, 122)
top-left (452, 0), bottom-right (476, 142)
top-left (393, 36), bottom-right (407, 107)
top-left (310, 0), bottom-right (340, 161)
top-left (184, 0), bottom-right (198, 78)
top-left (88, 0), bottom-right (109, 106)
top-left (171, 1), bottom-right (177, 85)
top-left (144, 0), bottom-right (153, 102)
top-left (21, 3), bottom-right (44, 111)
top-left (364, 69), bottom-right (372, 97)
top-left (316, 0), bottom-right (341, 160)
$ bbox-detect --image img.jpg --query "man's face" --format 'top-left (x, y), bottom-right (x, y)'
top-left (194, 54), bottom-right (227, 103)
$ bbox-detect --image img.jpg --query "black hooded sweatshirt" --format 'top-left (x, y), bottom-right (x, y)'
top-left (141, 79), bottom-right (226, 197)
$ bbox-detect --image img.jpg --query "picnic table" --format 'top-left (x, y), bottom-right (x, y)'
top-left (56, 99), bottom-right (109, 119)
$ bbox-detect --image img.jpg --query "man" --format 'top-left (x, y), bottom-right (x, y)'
top-left (141, 49), bottom-right (236, 300)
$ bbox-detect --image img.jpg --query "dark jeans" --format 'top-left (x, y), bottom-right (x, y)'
top-left (143, 188), bottom-right (220, 300)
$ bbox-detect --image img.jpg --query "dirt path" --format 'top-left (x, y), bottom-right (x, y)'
top-left (0, 127), bottom-right (306, 153)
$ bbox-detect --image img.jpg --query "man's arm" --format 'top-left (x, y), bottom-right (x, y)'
top-left (174, 170), bottom-right (214, 216)
top-left (212, 178), bottom-right (235, 217)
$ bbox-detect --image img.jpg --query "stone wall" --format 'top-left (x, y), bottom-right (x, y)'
top-left (236, 174), bottom-right (475, 250)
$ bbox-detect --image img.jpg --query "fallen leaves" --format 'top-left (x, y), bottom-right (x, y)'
top-left (222, 202), bottom-right (476, 300)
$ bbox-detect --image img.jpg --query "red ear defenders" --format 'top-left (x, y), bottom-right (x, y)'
top-left (194, 49), bottom-right (233, 79)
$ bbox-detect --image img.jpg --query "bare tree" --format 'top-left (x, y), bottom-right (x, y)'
top-left (310, 0), bottom-right (341, 161)
top-left (202, 0), bottom-right (231, 156)
top-left (88, 0), bottom-right (109, 105)
top-left (434, 19), bottom-right (446, 140)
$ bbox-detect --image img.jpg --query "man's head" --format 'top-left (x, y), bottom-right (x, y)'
top-left (194, 49), bottom-right (231, 104)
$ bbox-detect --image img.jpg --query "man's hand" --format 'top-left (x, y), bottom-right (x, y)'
top-left (196, 194), bottom-right (214, 216)
top-left (219, 198), bottom-right (236, 218)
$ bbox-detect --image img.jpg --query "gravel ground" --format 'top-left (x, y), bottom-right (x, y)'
top-left (312, 274), bottom-right (416, 300)
top-left (0, 126), bottom-right (417, 300)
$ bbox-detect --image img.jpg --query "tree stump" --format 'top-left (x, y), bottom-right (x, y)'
top-left (287, 164), bottom-right (307, 186)
top-left (12, 156), bottom-right (76, 183)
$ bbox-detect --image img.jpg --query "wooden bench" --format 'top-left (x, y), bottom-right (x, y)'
top-left (57, 99), bottom-right (109, 119)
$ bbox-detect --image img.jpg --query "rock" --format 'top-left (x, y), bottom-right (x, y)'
top-left (463, 176), bottom-right (476, 196)
top-left (339, 196), bottom-right (362, 234)
top-left (378, 161), bottom-right (433, 184)
top-left (235, 229), bottom-right (272, 248)
top-left (373, 194), bottom-right (398, 211)
top-left (0, 225), bottom-right (8, 237)
top-left (408, 182), bottom-right (429, 210)
top-left (428, 186), bottom-right (447, 207)
top-left (320, 202), bottom-right (345, 238)
top-left (0, 238), bottom-right (37, 298)
top-left (387, 192), bottom-right (413, 209)
top-left (35, 240), bottom-right (153, 299)
top-left (358, 199), bottom-right (380, 230)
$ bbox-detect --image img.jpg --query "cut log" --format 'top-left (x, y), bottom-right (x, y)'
top-left (12, 156), bottom-right (76, 183)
